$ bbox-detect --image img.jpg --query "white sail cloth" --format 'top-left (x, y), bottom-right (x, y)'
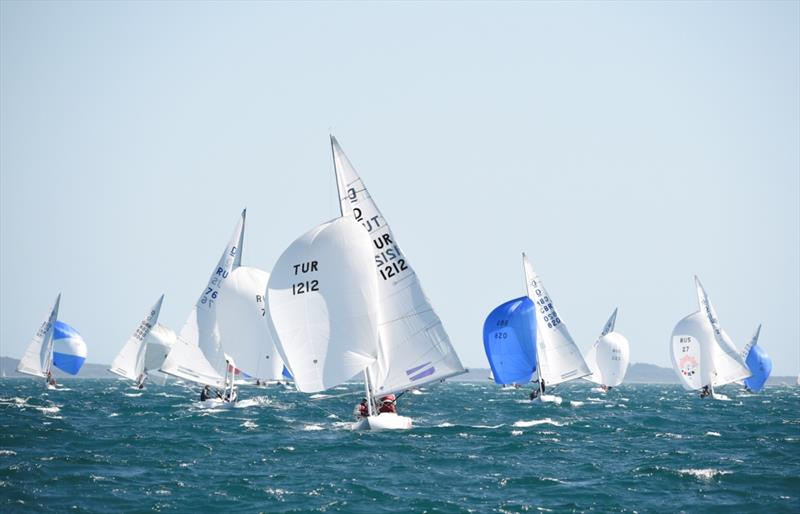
top-left (217, 266), bottom-right (284, 381)
top-left (17, 294), bottom-right (61, 378)
top-left (161, 211), bottom-right (246, 388)
top-left (331, 137), bottom-right (465, 396)
top-left (585, 309), bottom-right (630, 387)
top-left (109, 295), bottom-right (165, 382)
top-left (522, 254), bottom-right (591, 386)
top-left (266, 217), bottom-right (380, 393)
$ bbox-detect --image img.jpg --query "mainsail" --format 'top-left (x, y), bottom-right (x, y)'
top-left (522, 254), bottom-right (591, 386)
top-left (110, 295), bottom-right (165, 382)
top-left (483, 296), bottom-right (537, 385)
top-left (161, 210), bottom-right (245, 388)
top-left (694, 277), bottom-right (750, 387)
top-left (17, 294), bottom-right (61, 378)
top-left (584, 309), bottom-right (630, 387)
top-left (266, 217), bottom-right (380, 393)
top-left (331, 136), bottom-right (465, 396)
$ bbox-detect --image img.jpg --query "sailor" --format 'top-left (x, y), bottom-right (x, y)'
top-left (46, 370), bottom-right (56, 387)
top-left (700, 385), bottom-right (710, 398)
top-left (200, 385), bottom-right (212, 401)
top-left (529, 385), bottom-right (540, 401)
top-left (378, 395), bottom-right (397, 414)
top-left (136, 374), bottom-right (145, 390)
top-left (601, 384), bottom-right (609, 393)
top-left (355, 398), bottom-right (369, 418)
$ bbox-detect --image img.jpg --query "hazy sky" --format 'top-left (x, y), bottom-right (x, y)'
top-left (2, 1), bottom-right (798, 375)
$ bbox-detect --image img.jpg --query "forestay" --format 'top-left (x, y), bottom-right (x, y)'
top-left (266, 217), bottom-right (380, 393)
top-left (522, 254), bottom-right (590, 386)
top-left (161, 211), bottom-right (245, 388)
top-left (17, 294), bottom-right (61, 378)
top-left (483, 296), bottom-right (537, 385)
top-left (585, 309), bottom-right (630, 387)
top-left (694, 277), bottom-right (750, 387)
top-left (331, 137), bottom-right (465, 396)
top-left (217, 266), bottom-right (285, 381)
top-left (110, 295), bottom-right (165, 382)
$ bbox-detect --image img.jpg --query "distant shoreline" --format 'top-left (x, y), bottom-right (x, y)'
top-left (1, 356), bottom-right (795, 385)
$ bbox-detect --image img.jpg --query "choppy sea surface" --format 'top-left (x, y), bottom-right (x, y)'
top-left (1, 379), bottom-right (798, 513)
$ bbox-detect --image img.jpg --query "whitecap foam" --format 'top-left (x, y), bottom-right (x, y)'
top-left (124, 393), bottom-right (143, 398)
top-left (569, 401), bottom-right (584, 407)
top-left (511, 430), bottom-right (523, 436)
top-left (302, 424), bottom-right (324, 431)
top-left (472, 424), bottom-right (504, 429)
top-left (513, 418), bottom-right (564, 428)
top-left (705, 431), bottom-right (721, 437)
top-left (435, 422), bottom-right (455, 428)
top-left (0, 450), bottom-right (17, 456)
top-left (241, 420), bottom-right (258, 429)
top-left (678, 468), bottom-right (731, 480)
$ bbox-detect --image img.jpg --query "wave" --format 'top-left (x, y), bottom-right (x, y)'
top-left (513, 418), bottom-right (565, 428)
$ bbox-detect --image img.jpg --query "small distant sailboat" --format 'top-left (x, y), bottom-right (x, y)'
top-left (670, 277), bottom-right (751, 400)
top-left (522, 254), bottom-right (591, 404)
top-left (17, 294), bottom-right (87, 387)
top-left (483, 296), bottom-right (537, 388)
top-left (109, 295), bottom-right (176, 389)
top-left (160, 210), bottom-right (248, 405)
top-left (739, 326), bottom-right (771, 393)
top-left (584, 308), bottom-right (630, 392)
top-left (331, 137), bottom-right (466, 429)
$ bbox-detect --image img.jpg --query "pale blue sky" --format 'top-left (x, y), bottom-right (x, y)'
top-left (2, 1), bottom-right (798, 375)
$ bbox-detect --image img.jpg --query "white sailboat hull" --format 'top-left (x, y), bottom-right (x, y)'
top-left (351, 412), bottom-right (413, 431)
top-left (533, 394), bottom-right (562, 405)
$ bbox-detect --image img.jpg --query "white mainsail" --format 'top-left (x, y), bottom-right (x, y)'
top-left (331, 136), bottom-right (465, 396)
top-left (217, 265), bottom-right (285, 381)
top-left (266, 217), bottom-right (380, 393)
top-left (585, 309), bottom-right (630, 387)
top-left (160, 210), bottom-right (245, 388)
top-left (694, 277), bottom-right (750, 387)
top-left (17, 294), bottom-right (61, 378)
top-left (522, 254), bottom-right (591, 386)
top-left (109, 295), bottom-right (165, 382)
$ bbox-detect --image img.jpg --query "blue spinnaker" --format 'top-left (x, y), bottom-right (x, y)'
top-left (52, 321), bottom-right (87, 375)
top-left (483, 296), bottom-right (537, 385)
top-left (744, 344), bottom-right (772, 393)
top-left (282, 365), bottom-right (294, 380)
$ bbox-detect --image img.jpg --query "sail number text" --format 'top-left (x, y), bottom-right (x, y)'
top-left (292, 261), bottom-right (320, 295)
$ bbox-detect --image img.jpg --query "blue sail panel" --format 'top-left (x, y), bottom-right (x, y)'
top-left (51, 321), bottom-right (88, 375)
top-left (483, 296), bottom-right (537, 385)
top-left (743, 344), bottom-right (772, 392)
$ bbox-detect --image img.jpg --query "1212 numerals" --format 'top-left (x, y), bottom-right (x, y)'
top-left (292, 280), bottom-right (319, 295)
top-left (379, 259), bottom-right (408, 280)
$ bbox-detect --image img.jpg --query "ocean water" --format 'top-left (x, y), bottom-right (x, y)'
top-left (1, 379), bottom-right (798, 513)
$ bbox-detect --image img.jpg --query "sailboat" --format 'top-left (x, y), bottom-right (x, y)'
top-left (483, 296), bottom-right (537, 388)
top-left (583, 308), bottom-right (630, 392)
top-left (670, 276), bottom-right (751, 400)
top-left (160, 210), bottom-right (249, 405)
top-left (109, 295), bottom-right (176, 388)
top-left (330, 136), bottom-right (466, 429)
top-left (17, 294), bottom-right (88, 387)
top-left (738, 325), bottom-right (771, 393)
top-left (522, 254), bottom-right (591, 404)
